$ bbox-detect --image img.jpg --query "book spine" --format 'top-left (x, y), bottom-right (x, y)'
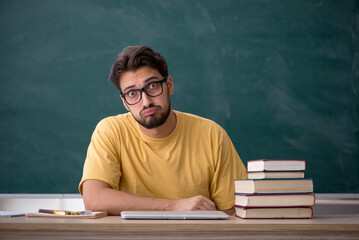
top-left (247, 170), bottom-right (305, 173)
top-left (234, 178), bottom-right (312, 181)
top-left (234, 193), bottom-right (315, 196)
top-left (247, 159), bottom-right (306, 162)
top-left (234, 207), bottom-right (313, 219)
top-left (234, 205), bottom-right (314, 209)
top-left (235, 215), bottom-right (313, 220)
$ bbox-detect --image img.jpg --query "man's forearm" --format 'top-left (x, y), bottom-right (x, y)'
top-left (83, 182), bottom-right (173, 215)
top-left (82, 179), bottom-right (216, 215)
top-left (98, 189), bottom-right (175, 215)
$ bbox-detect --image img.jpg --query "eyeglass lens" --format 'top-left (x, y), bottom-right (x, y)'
top-left (124, 79), bottom-right (164, 105)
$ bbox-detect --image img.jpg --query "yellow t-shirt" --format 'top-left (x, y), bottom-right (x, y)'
top-left (79, 110), bottom-right (247, 210)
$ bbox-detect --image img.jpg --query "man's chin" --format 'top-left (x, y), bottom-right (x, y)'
top-left (141, 116), bottom-right (159, 129)
top-left (135, 115), bottom-right (161, 129)
top-left (142, 108), bottom-right (173, 129)
top-left (133, 103), bottom-right (171, 130)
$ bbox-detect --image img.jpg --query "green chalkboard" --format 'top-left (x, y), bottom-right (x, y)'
top-left (0, 0), bottom-right (358, 193)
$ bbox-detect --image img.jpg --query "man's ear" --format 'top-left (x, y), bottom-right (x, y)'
top-left (167, 76), bottom-right (174, 95)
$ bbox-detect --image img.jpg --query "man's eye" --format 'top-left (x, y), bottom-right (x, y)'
top-left (127, 91), bottom-right (138, 98)
top-left (149, 82), bottom-right (158, 89)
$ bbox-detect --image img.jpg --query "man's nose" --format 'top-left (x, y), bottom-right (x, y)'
top-left (140, 91), bottom-right (154, 108)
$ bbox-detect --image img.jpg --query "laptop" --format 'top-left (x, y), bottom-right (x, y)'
top-left (121, 211), bottom-right (230, 220)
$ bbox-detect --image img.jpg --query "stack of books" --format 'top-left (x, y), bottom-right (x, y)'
top-left (234, 159), bottom-right (315, 219)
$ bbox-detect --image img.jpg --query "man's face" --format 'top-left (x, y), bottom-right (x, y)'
top-left (120, 66), bottom-right (174, 129)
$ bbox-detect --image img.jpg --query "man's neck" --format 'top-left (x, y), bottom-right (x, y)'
top-left (138, 111), bottom-right (177, 138)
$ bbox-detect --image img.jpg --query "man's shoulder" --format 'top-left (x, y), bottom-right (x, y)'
top-left (175, 111), bottom-right (223, 131)
top-left (95, 112), bottom-right (133, 131)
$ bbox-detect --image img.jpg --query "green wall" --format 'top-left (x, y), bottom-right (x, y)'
top-left (1, 0), bottom-right (358, 193)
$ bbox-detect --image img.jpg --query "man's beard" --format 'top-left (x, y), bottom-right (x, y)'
top-left (133, 101), bottom-right (171, 129)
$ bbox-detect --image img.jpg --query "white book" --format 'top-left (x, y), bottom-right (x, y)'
top-left (247, 159), bottom-right (306, 172)
top-left (0, 211), bottom-right (26, 218)
top-left (247, 171), bottom-right (305, 179)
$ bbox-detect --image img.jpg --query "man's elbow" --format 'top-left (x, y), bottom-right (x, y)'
top-left (222, 207), bottom-right (235, 216)
top-left (82, 180), bottom-right (107, 211)
top-left (83, 194), bottom-right (98, 211)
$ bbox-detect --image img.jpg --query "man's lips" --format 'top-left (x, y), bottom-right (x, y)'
top-left (141, 108), bottom-right (158, 117)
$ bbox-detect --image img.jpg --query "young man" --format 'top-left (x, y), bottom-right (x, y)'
top-left (79, 45), bottom-right (247, 215)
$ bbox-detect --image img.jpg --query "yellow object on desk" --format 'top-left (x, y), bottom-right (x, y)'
top-left (25, 209), bottom-right (107, 219)
top-left (38, 209), bottom-right (91, 215)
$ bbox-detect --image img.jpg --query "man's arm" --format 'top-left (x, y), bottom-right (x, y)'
top-left (82, 179), bottom-right (216, 215)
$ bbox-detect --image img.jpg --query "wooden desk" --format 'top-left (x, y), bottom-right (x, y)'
top-left (1, 214), bottom-right (359, 239)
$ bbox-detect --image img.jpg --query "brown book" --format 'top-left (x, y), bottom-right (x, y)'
top-left (234, 178), bottom-right (313, 194)
top-left (235, 206), bottom-right (313, 219)
top-left (235, 193), bottom-right (315, 207)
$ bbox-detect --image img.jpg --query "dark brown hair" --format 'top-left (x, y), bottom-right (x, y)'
top-left (109, 45), bottom-right (168, 92)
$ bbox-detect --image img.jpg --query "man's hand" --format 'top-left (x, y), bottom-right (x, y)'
top-left (166, 195), bottom-right (216, 211)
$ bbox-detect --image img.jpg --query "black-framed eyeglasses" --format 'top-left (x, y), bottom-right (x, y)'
top-left (120, 76), bottom-right (168, 105)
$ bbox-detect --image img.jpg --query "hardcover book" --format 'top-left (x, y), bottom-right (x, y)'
top-left (234, 206), bottom-right (313, 219)
top-left (247, 171), bottom-right (305, 179)
top-left (234, 193), bottom-right (316, 207)
top-left (247, 159), bottom-right (306, 172)
top-left (234, 178), bottom-right (313, 194)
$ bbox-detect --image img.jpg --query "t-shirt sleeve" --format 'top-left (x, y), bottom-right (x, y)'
top-left (78, 119), bottom-right (122, 195)
top-left (210, 129), bottom-right (247, 210)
